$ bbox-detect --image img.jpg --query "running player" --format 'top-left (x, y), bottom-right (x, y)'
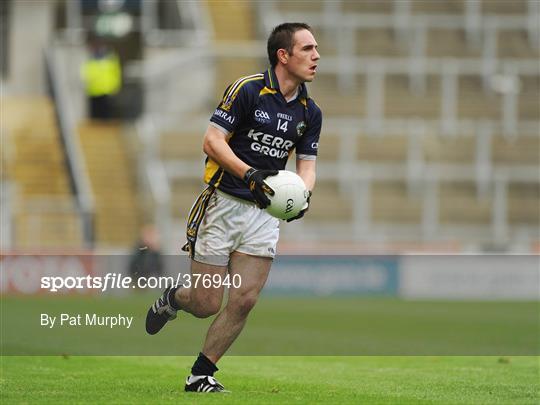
top-left (146, 22), bottom-right (322, 393)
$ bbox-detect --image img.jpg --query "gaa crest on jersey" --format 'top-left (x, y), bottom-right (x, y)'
top-left (296, 121), bottom-right (307, 136)
top-left (254, 109), bottom-right (271, 124)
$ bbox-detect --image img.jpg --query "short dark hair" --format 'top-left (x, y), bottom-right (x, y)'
top-left (267, 22), bottom-right (312, 68)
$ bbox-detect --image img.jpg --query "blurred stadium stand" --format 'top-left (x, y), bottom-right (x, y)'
top-left (2, 97), bottom-right (83, 249)
top-left (1, 0), bottom-right (538, 252)
top-left (77, 121), bottom-right (139, 246)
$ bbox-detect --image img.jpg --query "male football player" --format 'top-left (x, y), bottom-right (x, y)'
top-left (146, 22), bottom-right (322, 393)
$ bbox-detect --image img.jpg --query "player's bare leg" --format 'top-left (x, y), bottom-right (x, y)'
top-left (201, 252), bottom-right (272, 363)
top-left (179, 253), bottom-right (271, 392)
top-left (145, 259), bottom-right (227, 335)
top-left (174, 260), bottom-right (228, 318)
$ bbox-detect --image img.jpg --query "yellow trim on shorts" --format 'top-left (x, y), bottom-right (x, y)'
top-left (183, 186), bottom-right (216, 256)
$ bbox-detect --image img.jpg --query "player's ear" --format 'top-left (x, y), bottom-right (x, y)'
top-left (277, 48), bottom-right (288, 65)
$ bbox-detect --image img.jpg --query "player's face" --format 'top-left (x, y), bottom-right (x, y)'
top-left (286, 29), bottom-right (320, 83)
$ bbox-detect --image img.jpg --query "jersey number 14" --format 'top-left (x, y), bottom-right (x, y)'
top-left (277, 119), bottom-right (288, 133)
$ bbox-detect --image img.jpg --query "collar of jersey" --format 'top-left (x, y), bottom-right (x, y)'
top-left (264, 67), bottom-right (309, 100)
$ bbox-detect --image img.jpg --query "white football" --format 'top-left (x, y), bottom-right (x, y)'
top-left (263, 170), bottom-right (309, 220)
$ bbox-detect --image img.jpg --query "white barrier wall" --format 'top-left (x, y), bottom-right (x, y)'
top-left (400, 255), bottom-right (540, 300)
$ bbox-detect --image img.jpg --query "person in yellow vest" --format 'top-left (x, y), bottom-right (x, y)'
top-left (81, 39), bottom-right (122, 120)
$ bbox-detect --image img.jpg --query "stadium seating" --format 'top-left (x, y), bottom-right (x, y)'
top-left (2, 97), bottom-right (83, 248)
top-left (77, 122), bottom-right (140, 247)
top-left (508, 182), bottom-right (540, 224)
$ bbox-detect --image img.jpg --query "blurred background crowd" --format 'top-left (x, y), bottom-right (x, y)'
top-left (1, 0), bottom-right (539, 254)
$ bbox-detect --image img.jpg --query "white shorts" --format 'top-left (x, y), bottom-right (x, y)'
top-left (182, 187), bottom-right (280, 266)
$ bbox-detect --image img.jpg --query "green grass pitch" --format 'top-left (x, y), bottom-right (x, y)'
top-left (1, 356), bottom-right (539, 404)
top-left (1, 295), bottom-right (539, 403)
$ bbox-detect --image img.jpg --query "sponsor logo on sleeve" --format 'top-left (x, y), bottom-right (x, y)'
top-left (214, 109), bottom-right (235, 124)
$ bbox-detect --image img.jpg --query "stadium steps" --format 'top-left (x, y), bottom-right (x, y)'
top-left (307, 91), bottom-right (363, 116)
top-left (340, 0), bottom-right (526, 16)
top-left (508, 183), bottom-right (540, 225)
top-left (171, 179), bottom-right (208, 220)
top-left (159, 132), bottom-right (204, 160)
top-left (322, 132), bottom-right (540, 166)
top-left (426, 29), bottom-right (481, 58)
top-left (384, 75), bottom-right (441, 118)
top-left (355, 28), bottom-right (407, 57)
top-left (316, 132), bottom-right (340, 162)
top-left (77, 122), bottom-right (139, 247)
top-left (306, 181), bottom-right (353, 222)
top-left (316, 33), bottom-right (338, 57)
top-left (309, 74), bottom-right (364, 116)
top-left (323, 179), bottom-right (537, 228)
top-left (275, 1), bottom-right (325, 12)
top-left (371, 181), bottom-right (422, 223)
top-left (320, 133), bottom-right (427, 164)
top-left (357, 135), bottom-right (409, 162)
top-left (498, 29), bottom-right (540, 58)
top-left (426, 27), bottom-right (537, 59)
top-left (492, 136), bottom-right (539, 165)
top-left (482, 0), bottom-right (527, 14)
top-left (457, 76), bottom-right (502, 119)
top-left (206, 0), bottom-right (254, 42)
top-left (518, 77), bottom-right (540, 120)
top-left (410, 0), bottom-right (525, 15)
top-left (309, 178), bottom-right (538, 228)
top-left (14, 197), bottom-right (83, 249)
top-left (1, 96), bottom-right (83, 248)
top-left (411, 0), bottom-right (465, 14)
top-left (423, 136), bottom-right (476, 163)
top-left (206, 0), bottom-right (261, 99)
top-left (341, 0), bottom-right (393, 13)
top-left (212, 57), bottom-right (263, 102)
top-left (383, 74), bottom-right (536, 120)
top-left (439, 182), bottom-right (492, 225)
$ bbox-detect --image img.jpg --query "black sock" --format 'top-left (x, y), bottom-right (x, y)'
top-left (167, 286), bottom-right (181, 310)
top-left (191, 352), bottom-right (218, 376)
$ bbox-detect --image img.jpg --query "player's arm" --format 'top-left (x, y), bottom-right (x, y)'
top-left (202, 124), bottom-right (250, 179)
top-left (288, 99), bottom-right (322, 222)
top-left (203, 125), bottom-right (277, 208)
top-left (285, 158), bottom-right (315, 223)
top-left (296, 158), bottom-right (316, 192)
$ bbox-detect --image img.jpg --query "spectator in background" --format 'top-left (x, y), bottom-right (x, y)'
top-left (129, 225), bottom-right (163, 286)
top-left (81, 35), bottom-right (121, 120)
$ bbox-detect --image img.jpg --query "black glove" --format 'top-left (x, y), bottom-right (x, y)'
top-left (243, 168), bottom-right (278, 208)
top-left (287, 190), bottom-right (312, 222)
